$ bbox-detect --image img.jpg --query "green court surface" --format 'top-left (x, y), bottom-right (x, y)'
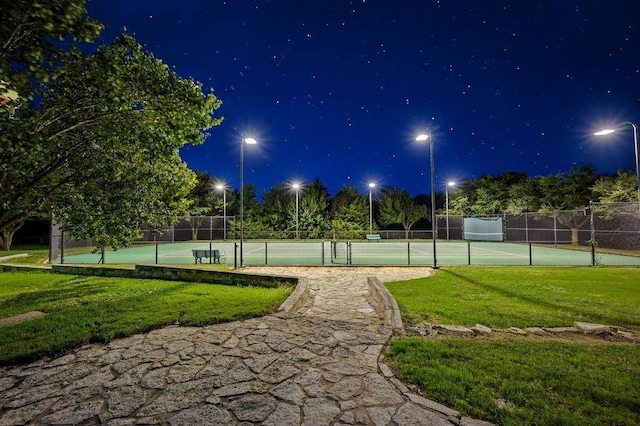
top-left (57, 240), bottom-right (640, 267)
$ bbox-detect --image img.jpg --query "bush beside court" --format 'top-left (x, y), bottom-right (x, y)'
top-left (0, 271), bottom-right (292, 365)
top-left (385, 267), bottom-right (640, 426)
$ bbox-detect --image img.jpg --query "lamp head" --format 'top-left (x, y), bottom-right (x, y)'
top-left (368, 182), bottom-right (376, 188)
top-left (594, 129), bottom-right (615, 136)
top-left (415, 134), bottom-right (429, 141)
top-left (244, 137), bottom-right (257, 144)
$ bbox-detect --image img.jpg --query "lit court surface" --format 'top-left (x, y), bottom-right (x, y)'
top-left (58, 240), bottom-right (640, 267)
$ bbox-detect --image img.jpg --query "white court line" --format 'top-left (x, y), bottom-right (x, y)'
top-left (425, 242), bottom-right (527, 258)
top-left (160, 250), bottom-right (199, 258)
top-left (159, 246), bottom-right (211, 258)
top-left (244, 246), bottom-right (265, 255)
top-left (447, 242), bottom-right (528, 258)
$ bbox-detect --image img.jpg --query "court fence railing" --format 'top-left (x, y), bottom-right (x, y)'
top-left (49, 203), bottom-right (640, 266)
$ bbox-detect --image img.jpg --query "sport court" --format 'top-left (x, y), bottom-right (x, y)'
top-left (57, 240), bottom-right (640, 267)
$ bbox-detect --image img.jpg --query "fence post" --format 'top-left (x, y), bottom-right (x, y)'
top-left (155, 235), bottom-right (159, 264)
top-left (321, 241), bottom-right (325, 265)
top-left (553, 211), bottom-right (558, 247)
top-left (467, 241), bottom-right (471, 265)
top-left (60, 230), bottom-right (65, 264)
top-left (265, 241), bottom-right (268, 265)
top-left (589, 201), bottom-right (596, 266)
top-left (407, 241), bottom-right (411, 265)
top-left (529, 242), bottom-right (532, 266)
top-left (234, 243), bottom-right (238, 269)
top-left (209, 240), bottom-right (213, 264)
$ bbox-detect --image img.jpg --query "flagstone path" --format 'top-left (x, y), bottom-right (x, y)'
top-left (0, 266), bottom-right (493, 425)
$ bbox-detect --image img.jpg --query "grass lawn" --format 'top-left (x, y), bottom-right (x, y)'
top-left (387, 266), bottom-right (640, 329)
top-left (0, 244), bottom-right (51, 265)
top-left (0, 271), bottom-right (292, 365)
top-left (385, 267), bottom-right (640, 426)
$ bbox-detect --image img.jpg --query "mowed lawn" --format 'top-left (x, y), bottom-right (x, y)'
top-left (385, 267), bottom-right (640, 426)
top-left (0, 271), bottom-right (292, 365)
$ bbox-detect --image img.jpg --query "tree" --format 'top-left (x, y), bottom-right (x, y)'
top-left (537, 165), bottom-right (598, 244)
top-left (0, 35), bottom-right (222, 250)
top-left (591, 170), bottom-right (637, 203)
top-left (54, 152), bottom-right (196, 249)
top-left (378, 187), bottom-right (428, 239)
top-left (590, 169), bottom-right (639, 220)
top-left (187, 171), bottom-right (216, 240)
top-left (506, 178), bottom-right (541, 214)
top-left (330, 184), bottom-right (369, 239)
top-left (259, 183), bottom-right (290, 233)
top-left (229, 184), bottom-right (260, 238)
top-left (1, 0), bottom-right (103, 100)
top-left (291, 178), bottom-right (330, 238)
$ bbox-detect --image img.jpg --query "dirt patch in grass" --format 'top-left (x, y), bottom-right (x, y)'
top-left (0, 311), bottom-right (46, 327)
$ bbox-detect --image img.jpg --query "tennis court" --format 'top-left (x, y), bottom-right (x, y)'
top-left (57, 240), bottom-right (640, 267)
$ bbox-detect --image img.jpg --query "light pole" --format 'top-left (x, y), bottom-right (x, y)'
top-left (292, 182), bottom-right (301, 239)
top-left (445, 181), bottom-right (456, 240)
top-left (594, 122), bottom-right (640, 212)
top-left (416, 133), bottom-right (437, 268)
top-left (240, 136), bottom-right (257, 266)
top-left (368, 182), bottom-right (376, 234)
top-left (215, 183), bottom-right (227, 240)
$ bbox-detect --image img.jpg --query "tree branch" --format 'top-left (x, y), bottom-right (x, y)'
top-left (1, 1), bottom-right (37, 55)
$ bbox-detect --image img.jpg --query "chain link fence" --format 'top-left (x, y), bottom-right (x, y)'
top-left (437, 203), bottom-right (640, 250)
top-left (49, 203), bottom-right (639, 265)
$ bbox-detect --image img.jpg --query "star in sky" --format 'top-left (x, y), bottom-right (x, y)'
top-left (88, 0), bottom-right (640, 196)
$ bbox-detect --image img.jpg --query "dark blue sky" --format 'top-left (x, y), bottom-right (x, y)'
top-left (86, 0), bottom-right (640, 196)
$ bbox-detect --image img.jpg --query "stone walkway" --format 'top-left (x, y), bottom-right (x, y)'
top-left (0, 267), bottom-right (493, 425)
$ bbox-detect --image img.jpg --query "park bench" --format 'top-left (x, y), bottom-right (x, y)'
top-left (366, 234), bottom-right (381, 241)
top-left (192, 249), bottom-right (223, 264)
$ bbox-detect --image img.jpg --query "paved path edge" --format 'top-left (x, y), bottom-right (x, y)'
top-left (367, 277), bottom-right (404, 332)
top-left (278, 277), bottom-right (311, 313)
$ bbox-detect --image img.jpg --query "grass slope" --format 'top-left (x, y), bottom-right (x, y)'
top-left (386, 266), bottom-right (640, 426)
top-left (387, 266), bottom-right (640, 329)
top-left (0, 271), bottom-right (291, 364)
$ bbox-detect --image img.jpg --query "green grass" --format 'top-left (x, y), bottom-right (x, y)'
top-left (389, 338), bottom-right (640, 426)
top-left (385, 267), bottom-right (640, 426)
top-left (386, 266), bottom-right (640, 329)
top-left (0, 271), bottom-right (291, 365)
top-left (0, 244), bottom-right (51, 265)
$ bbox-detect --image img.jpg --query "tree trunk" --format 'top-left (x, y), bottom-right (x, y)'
top-left (404, 226), bottom-right (410, 239)
top-left (1, 229), bottom-right (16, 251)
top-left (571, 228), bottom-right (579, 245)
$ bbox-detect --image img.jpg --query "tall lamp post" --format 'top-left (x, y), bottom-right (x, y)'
top-left (240, 136), bottom-right (257, 266)
top-left (368, 182), bottom-right (376, 234)
top-left (215, 183), bottom-right (227, 240)
top-left (292, 182), bottom-right (301, 239)
top-left (445, 181), bottom-right (456, 240)
top-left (594, 122), bottom-right (640, 212)
top-left (416, 133), bottom-right (437, 268)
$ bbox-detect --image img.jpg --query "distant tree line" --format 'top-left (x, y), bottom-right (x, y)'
top-left (187, 166), bottom-right (637, 242)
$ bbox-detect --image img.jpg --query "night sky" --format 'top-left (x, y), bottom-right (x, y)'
top-left (86, 0), bottom-right (640, 196)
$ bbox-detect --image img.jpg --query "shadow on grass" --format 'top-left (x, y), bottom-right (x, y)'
top-left (441, 269), bottom-right (619, 326)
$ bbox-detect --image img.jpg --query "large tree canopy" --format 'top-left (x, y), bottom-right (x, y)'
top-left (378, 187), bottom-right (428, 239)
top-left (329, 184), bottom-right (369, 239)
top-left (0, 34), bottom-right (222, 249)
top-left (1, 0), bottom-right (103, 99)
